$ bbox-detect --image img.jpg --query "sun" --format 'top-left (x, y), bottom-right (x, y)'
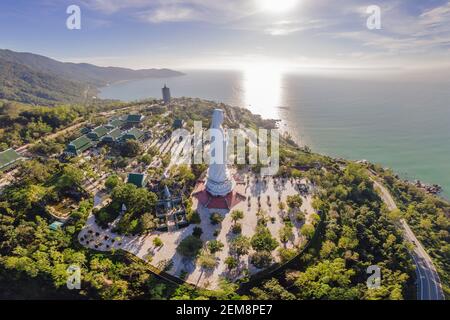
top-left (259, 0), bottom-right (299, 14)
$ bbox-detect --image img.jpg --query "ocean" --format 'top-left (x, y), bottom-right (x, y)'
top-left (99, 69), bottom-right (450, 199)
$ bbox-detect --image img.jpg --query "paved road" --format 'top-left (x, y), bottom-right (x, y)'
top-left (372, 177), bottom-right (445, 300)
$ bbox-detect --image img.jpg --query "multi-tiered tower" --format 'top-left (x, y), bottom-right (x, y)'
top-left (162, 84), bottom-right (171, 105)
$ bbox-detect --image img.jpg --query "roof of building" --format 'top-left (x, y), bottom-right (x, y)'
top-left (127, 173), bottom-right (147, 188)
top-left (123, 127), bottom-right (144, 140)
top-left (109, 118), bottom-right (125, 128)
top-left (80, 127), bottom-right (91, 134)
top-left (102, 128), bottom-right (123, 141)
top-left (49, 221), bottom-right (64, 231)
top-left (0, 148), bottom-right (22, 170)
top-left (68, 135), bottom-right (93, 152)
top-left (90, 125), bottom-right (110, 138)
top-left (126, 114), bottom-right (144, 123)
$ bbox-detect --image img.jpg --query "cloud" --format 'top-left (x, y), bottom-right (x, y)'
top-left (81, 0), bottom-right (256, 23)
top-left (138, 5), bottom-right (201, 23)
top-left (80, 0), bottom-right (151, 14)
top-left (77, 0), bottom-right (450, 68)
top-left (264, 19), bottom-right (328, 36)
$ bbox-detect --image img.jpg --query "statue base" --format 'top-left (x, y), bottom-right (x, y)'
top-left (205, 177), bottom-right (235, 197)
top-left (193, 180), bottom-right (245, 210)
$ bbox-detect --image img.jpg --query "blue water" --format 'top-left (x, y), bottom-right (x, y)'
top-left (100, 70), bottom-right (450, 198)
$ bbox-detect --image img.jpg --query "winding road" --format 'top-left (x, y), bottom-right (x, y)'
top-left (372, 177), bottom-right (445, 300)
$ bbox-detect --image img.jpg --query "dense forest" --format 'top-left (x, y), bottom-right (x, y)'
top-left (0, 99), bottom-right (448, 300)
top-left (0, 58), bottom-right (90, 105)
top-left (375, 167), bottom-right (450, 297)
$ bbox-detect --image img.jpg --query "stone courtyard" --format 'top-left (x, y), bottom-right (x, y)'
top-left (79, 171), bottom-right (315, 290)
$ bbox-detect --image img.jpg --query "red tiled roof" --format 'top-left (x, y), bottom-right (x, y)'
top-left (193, 180), bottom-right (245, 209)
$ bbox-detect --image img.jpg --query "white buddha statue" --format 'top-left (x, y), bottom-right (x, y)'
top-left (205, 109), bottom-right (235, 196)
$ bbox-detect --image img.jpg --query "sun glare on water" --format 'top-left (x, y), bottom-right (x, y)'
top-left (242, 64), bottom-right (284, 119)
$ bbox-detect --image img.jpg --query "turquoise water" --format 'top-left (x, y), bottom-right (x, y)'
top-left (100, 70), bottom-right (450, 198)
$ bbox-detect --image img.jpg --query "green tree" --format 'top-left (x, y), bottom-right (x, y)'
top-left (231, 210), bottom-right (244, 225)
top-left (224, 256), bottom-right (238, 271)
top-left (251, 225), bottom-right (278, 252)
top-left (300, 224), bottom-right (315, 240)
top-left (250, 278), bottom-right (295, 300)
top-left (287, 194), bottom-right (303, 210)
top-left (250, 251), bottom-right (273, 268)
top-left (105, 174), bottom-right (121, 190)
top-left (278, 248), bottom-right (297, 263)
top-left (230, 235), bottom-right (251, 256)
top-left (120, 140), bottom-right (141, 157)
top-left (294, 258), bottom-right (358, 299)
top-left (176, 236), bottom-right (203, 258)
top-left (279, 224), bottom-right (294, 244)
top-left (198, 252), bottom-right (216, 270)
top-left (207, 240), bottom-right (224, 253)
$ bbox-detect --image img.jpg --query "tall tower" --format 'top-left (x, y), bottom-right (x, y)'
top-left (205, 109), bottom-right (235, 197)
top-left (162, 84), bottom-right (171, 105)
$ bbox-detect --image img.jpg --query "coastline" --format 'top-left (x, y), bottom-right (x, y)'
top-left (98, 73), bottom-right (450, 199)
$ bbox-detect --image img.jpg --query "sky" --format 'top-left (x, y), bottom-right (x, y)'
top-left (1, 0), bottom-right (450, 71)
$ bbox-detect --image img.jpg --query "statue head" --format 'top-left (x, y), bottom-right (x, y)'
top-left (211, 109), bottom-right (224, 129)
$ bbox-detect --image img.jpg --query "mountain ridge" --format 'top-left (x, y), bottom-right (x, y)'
top-left (0, 49), bottom-right (184, 105)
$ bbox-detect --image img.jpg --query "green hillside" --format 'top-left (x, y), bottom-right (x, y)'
top-left (0, 57), bottom-right (90, 105)
top-left (0, 49), bottom-right (184, 105)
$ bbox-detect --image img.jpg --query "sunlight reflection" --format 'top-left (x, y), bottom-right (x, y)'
top-left (242, 65), bottom-right (283, 119)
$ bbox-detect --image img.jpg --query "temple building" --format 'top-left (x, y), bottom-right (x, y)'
top-left (87, 125), bottom-right (110, 141)
top-left (66, 135), bottom-right (94, 156)
top-left (122, 127), bottom-right (145, 141)
top-left (127, 173), bottom-right (147, 188)
top-left (101, 128), bottom-right (123, 143)
top-left (125, 114), bottom-right (144, 125)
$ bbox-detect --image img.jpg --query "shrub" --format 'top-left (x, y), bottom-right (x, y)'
top-left (208, 240), bottom-right (224, 253)
top-left (153, 237), bottom-right (163, 247)
top-left (232, 223), bottom-right (242, 234)
top-left (210, 212), bottom-right (224, 225)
